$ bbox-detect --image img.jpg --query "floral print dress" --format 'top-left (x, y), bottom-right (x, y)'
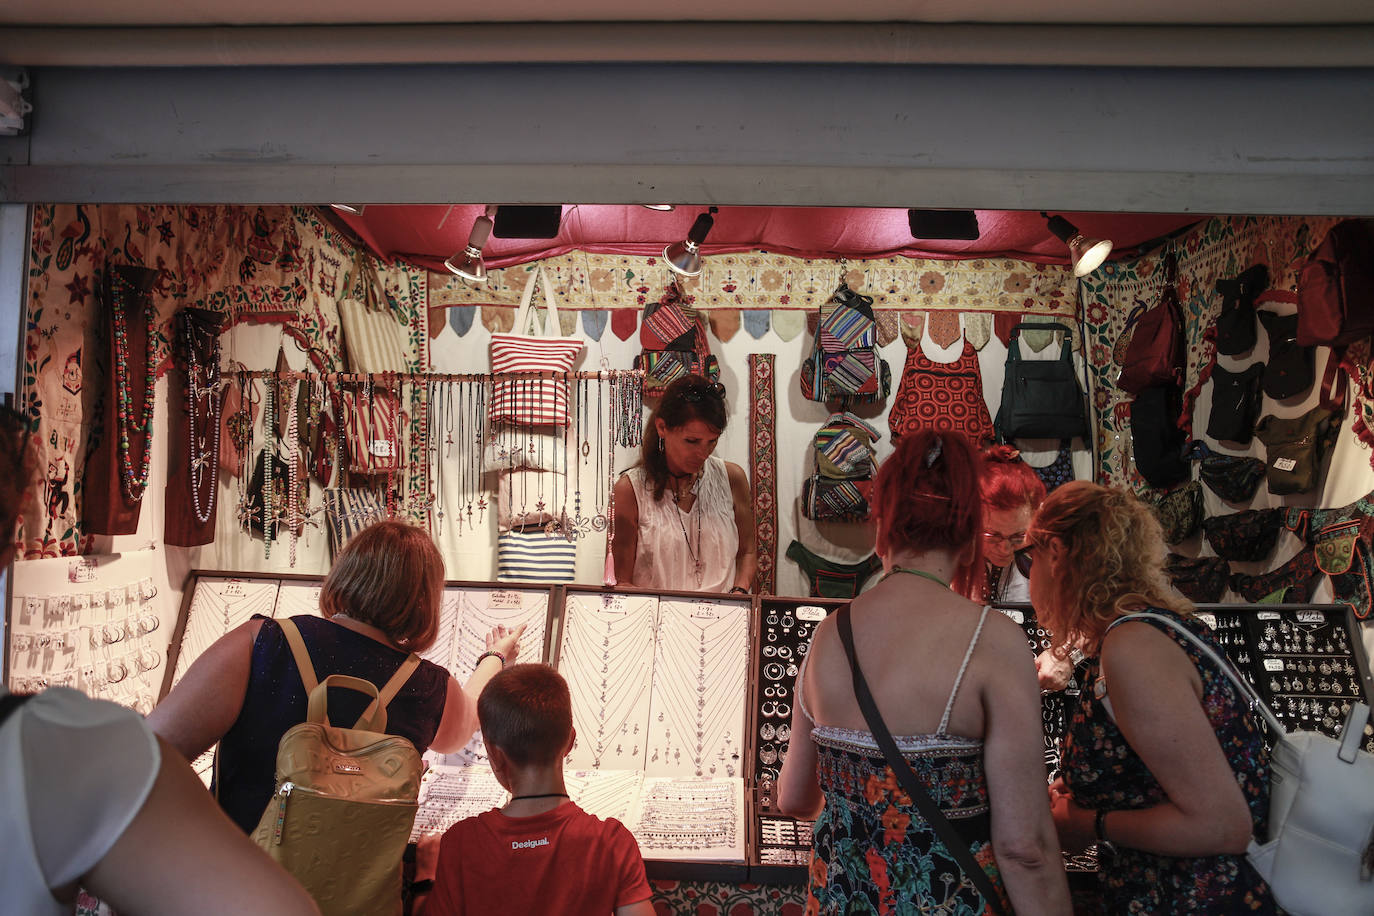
top-left (801, 606), bottom-right (1009, 915)
top-left (1061, 607), bottom-right (1282, 914)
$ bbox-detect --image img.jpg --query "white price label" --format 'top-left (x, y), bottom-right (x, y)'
top-left (1297, 611), bottom-right (1324, 624)
top-left (1196, 613), bottom-right (1217, 629)
top-left (1256, 611), bottom-right (1281, 620)
top-left (68, 557), bottom-right (97, 583)
top-left (1264, 658), bottom-right (1284, 672)
top-left (1273, 457), bottom-right (1297, 472)
top-left (999, 608), bottom-right (1025, 625)
top-left (490, 590), bottom-right (523, 609)
top-left (600, 594), bottom-right (628, 613)
top-left (369, 439), bottom-right (394, 458)
top-left (223, 580), bottom-right (245, 598)
top-left (795, 606), bottom-right (827, 622)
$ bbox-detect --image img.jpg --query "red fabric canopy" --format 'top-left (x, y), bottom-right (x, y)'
top-left (335, 205), bottom-right (1201, 273)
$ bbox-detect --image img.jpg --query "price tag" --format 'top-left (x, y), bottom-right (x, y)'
top-left (795, 606), bottom-right (827, 622)
top-left (1273, 457), bottom-right (1297, 472)
top-left (1256, 611), bottom-right (1281, 621)
top-left (999, 608), bottom-right (1025, 625)
top-left (1264, 658), bottom-right (1284, 672)
top-left (223, 580), bottom-right (245, 598)
top-left (1297, 611), bottom-right (1325, 624)
top-left (370, 439), bottom-right (394, 458)
top-left (692, 600), bottom-right (721, 620)
top-left (68, 557), bottom-right (97, 583)
top-left (1196, 613), bottom-right (1217, 629)
top-left (490, 590), bottom-right (523, 609)
top-left (600, 594), bottom-right (628, 613)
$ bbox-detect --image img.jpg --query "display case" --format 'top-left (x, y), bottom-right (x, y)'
top-left (163, 572), bottom-right (1374, 884)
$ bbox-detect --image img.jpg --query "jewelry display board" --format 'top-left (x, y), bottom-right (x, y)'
top-left (273, 581), bottom-right (325, 619)
top-left (166, 575), bottom-right (282, 692)
top-left (992, 602), bottom-right (1087, 780)
top-left (555, 587), bottom-right (752, 863)
top-left (1193, 603), bottom-right (1374, 753)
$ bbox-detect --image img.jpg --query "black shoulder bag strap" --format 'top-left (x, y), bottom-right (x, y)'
top-left (0, 691), bottom-right (34, 727)
top-left (836, 606), bottom-right (1010, 916)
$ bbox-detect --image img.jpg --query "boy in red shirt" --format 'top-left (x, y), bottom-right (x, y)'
top-left (419, 664), bottom-right (653, 916)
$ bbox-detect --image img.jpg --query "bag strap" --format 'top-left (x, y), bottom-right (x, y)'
top-left (307, 674), bottom-right (388, 733)
top-left (835, 606), bottom-right (1010, 916)
top-left (279, 616), bottom-right (417, 729)
top-left (513, 264), bottom-right (559, 338)
top-left (1107, 613), bottom-right (1284, 735)
top-left (1319, 352), bottom-right (1349, 413)
top-left (278, 616), bottom-right (320, 695)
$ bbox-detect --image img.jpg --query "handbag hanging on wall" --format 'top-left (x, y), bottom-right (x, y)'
top-left (994, 322), bottom-right (1089, 441)
top-left (1214, 264), bottom-right (1268, 356)
top-left (633, 283), bottom-right (719, 398)
top-left (1130, 384), bottom-right (1191, 490)
top-left (1117, 253), bottom-right (1185, 395)
top-left (1296, 217), bottom-right (1374, 348)
top-left (1206, 362), bottom-right (1266, 445)
top-left (1258, 311), bottom-right (1315, 400)
top-left (488, 265), bottom-right (585, 426)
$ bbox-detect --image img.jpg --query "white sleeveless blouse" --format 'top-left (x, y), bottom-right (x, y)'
top-left (626, 456), bottom-right (738, 593)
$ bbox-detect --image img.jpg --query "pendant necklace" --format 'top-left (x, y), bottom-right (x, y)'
top-left (879, 566), bottom-right (950, 588)
top-left (672, 472), bottom-right (704, 586)
top-left (177, 309), bottom-right (222, 525)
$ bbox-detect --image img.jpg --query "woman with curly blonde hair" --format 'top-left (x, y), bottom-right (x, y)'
top-left (1021, 481), bottom-right (1280, 913)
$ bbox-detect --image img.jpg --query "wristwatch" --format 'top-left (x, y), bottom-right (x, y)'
top-left (1094, 808), bottom-right (1117, 857)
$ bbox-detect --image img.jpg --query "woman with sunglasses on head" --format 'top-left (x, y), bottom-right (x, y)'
top-left (1022, 481), bottom-right (1280, 913)
top-left (612, 374), bottom-right (756, 594)
top-left (777, 429), bottom-right (1070, 915)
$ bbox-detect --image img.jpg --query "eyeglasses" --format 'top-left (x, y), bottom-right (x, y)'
top-left (1013, 546), bottom-right (1034, 579)
top-left (680, 380), bottom-right (727, 403)
top-left (982, 530), bottom-right (1026, 548)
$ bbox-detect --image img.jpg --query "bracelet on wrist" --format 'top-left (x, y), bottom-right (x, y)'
top-left (475, 649), bottom-right (506, 669)
top-left (1094, 808), bottom-right (1117, 856)
top-left (729, 586), bottom-right (749, 595)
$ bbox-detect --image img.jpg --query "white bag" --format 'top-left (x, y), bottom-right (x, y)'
top-left (1113, 613), bottom-right (1374, 916)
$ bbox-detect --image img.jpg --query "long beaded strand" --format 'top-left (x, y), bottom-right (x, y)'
top-left (111, 269), bottom-right (158, 500)
top-left (262, 379), bottom-right (275, 559)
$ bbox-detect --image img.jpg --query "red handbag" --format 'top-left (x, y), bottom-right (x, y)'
top-left (342, 386), bottom-right (401, 475)
top-left (1117, 254), bottom-right (1184, 395)
top-left (1297, 218), bottom-right (1374, 347)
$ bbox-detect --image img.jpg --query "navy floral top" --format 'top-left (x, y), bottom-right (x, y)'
top-left (1061, 607), bottom-right (1282, 913)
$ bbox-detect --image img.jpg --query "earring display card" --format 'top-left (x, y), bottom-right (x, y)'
top-left (994, 602), bottom-right (1086, 781)
top-left (1196, 604), bottom-right (1374, 753)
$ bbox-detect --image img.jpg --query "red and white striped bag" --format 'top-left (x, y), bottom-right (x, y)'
top-left (342, 386), bottom-right (401, 475)
top-left (488, 265), bottom-right (584, 427)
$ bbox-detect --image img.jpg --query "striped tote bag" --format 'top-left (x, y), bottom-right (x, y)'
top-left (488, 265), bottom-right (584, 427)
top-left (496, 528), bottom-right (576, 583)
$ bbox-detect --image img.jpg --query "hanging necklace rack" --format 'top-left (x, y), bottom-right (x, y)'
top-left (234, 369), bottom-right (644, 383)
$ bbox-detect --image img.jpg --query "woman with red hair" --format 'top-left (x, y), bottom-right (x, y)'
top-left (778, 429), bottom-right (1069, 915)
top-left (961, 445), bottom-right (1045, 604)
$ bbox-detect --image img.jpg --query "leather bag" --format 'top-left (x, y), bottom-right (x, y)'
top-left (251, 618), bottom-right (422, 916)
top-left (488, 265), bottom-right (585, 426)
top-left (1297, 218), bottom-right (1374, 347)
top-left (1110, 613), bottom-right (1374, 916)
top-left (1117, 258), bottom-right (1185, 395)
top-left (994, 322), bottom-right (1089, 440)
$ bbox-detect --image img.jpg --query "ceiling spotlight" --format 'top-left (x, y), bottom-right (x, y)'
top-left (1043, 212), bottom-right (1113, 277)
top-left (445, 207), bottom-right (496, 283)
top-left (330, 204), bottom-right (366, 215)
top-left (664, 207), bottom-right (718, 277)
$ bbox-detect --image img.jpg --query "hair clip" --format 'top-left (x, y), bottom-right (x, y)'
top-left (925, 436), bottom-right (943, 468)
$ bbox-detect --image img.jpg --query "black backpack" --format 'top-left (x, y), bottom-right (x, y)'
top-left (1131, 384), bottom-right (1191, 489)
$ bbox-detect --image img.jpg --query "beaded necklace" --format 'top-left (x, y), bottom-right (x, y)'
top-left (111, 269), bottom-right (158, 500)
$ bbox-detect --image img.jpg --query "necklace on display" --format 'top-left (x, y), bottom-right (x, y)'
top-left (111, 269), bottom-right (159, 501)
top-left (879, 566), bottom-right (951, 588)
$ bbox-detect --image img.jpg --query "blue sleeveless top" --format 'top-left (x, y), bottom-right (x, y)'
top-left (215, 615), bottom-right (449, 834)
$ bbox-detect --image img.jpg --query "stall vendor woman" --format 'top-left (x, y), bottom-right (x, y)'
top-left (612, 375), bottom-right (756, 594)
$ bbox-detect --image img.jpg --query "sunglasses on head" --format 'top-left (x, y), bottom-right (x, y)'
top-left (1013, 545), bottom-right (1034, 580)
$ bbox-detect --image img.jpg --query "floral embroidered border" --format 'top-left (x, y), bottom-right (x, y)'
top-left (429, 250), bottom-right (1077, 315)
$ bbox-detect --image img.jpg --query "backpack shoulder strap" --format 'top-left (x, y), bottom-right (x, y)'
top-left (356, 653), bottom-right (423, 729)
top-left (277, 617), bottom-right (319, 695)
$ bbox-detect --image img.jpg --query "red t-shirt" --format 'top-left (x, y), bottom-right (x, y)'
top-left (423, 802), bottom-right (651, 916)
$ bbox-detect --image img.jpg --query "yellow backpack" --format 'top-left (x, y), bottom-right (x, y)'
top-left (249, 618), bottom-right (423, 916)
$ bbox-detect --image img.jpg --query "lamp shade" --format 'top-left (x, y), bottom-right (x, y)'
top-left (444, 213), bottom-right (494, 283)
top-left (665, 210), bottom-right (716, 277)
top-left (1069, 235), bottom-right (1113, 277)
